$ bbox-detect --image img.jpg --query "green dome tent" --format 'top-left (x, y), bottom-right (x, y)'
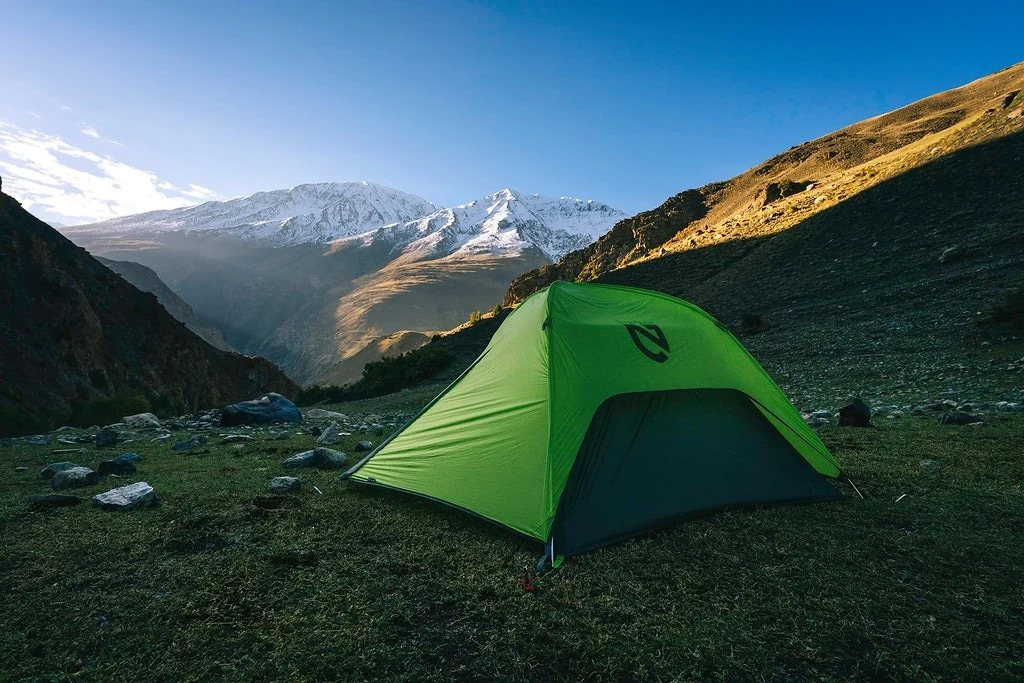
top-left (343, 281), bottom-right (841, 558)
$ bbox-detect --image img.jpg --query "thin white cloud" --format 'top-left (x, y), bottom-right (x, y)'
top-left (0, 122), bottom-right (219, 224)
top-left (80, 125), bottom-right (101, 139)
top-left (26, 111), bottom-right (42, 119)
top-left (60, 105), bottom-right (72, 111)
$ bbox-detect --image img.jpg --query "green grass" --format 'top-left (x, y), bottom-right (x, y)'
top-left (1, 413), bottom-right (1022, 680)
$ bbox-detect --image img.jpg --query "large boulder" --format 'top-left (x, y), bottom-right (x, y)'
top-left (123, 412), bottom-right (160, 429)
top-left (283, 447), bottom-right (348, 470)
top-left (221, 393), bottom-right (302, 426)
top-left (93, 482), bottom-right (157, 510)
top-left (51, 467), bottom-right (100, 490)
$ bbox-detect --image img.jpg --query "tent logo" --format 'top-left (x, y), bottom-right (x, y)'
top-left (624, 324), bottom-right (670, 363)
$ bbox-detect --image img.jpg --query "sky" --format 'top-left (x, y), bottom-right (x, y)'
top-left (1, 0), bottom-right (1021, 226)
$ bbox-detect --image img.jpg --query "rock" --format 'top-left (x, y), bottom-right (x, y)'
top-left (123, 412), bottom-right (160, 429)
top-left (51, 467), bottom-right (101, 490)
top-left (938, 245), bottom-right (963, 264)
top-left (920, 459), bottom-right (938, 468)
top-left (221, 392), bottom-right (302, 426)
top-left (223, 434), bottom-right (253, 443)
top-left (95, 429), bottom-right (119, 447)
top-left (15, 466), bottom-right (28, 472)
top-left (92, 482), bottom-right (157, 510)
top-left (97, 453), bottom-right (141, 476)
top-left (152, 434), bottom-right (174, 443)
top-left (838, 399), bottom-right (871, 427)
top-left (40, 461), bottom-right (82, 480)
top-left (316, 421), bottom-right (343, 445)
top-left (24, 434), bottom-right (50, 446)
top-left (304, 408), bottom-right (349, 420)
top-left (172, 435), bottom-right (207, 452)
top-left (269, 476), bottom-right (303, 493)
top-left (810, 410), bottom-right (832, 420)
top-left (994, 401), bottom-right (1023, 412)
top-left (354, 440), bottom-right (374, 452)
top-left (28, 494), bottom-right (82, 509)
top-left (283, 447), bottom-right (348, 469)
top-left (938, 412), bottom-right (983, 425)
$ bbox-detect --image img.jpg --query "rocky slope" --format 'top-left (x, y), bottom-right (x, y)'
top-left (507, 63), bottom-right (1024, 304)
top-left (96, 257), bottom-right (233, 351)
top-left (0, 193), bottom-right (298, 436)
top-left (394, 63), bottom-right (1024, 412)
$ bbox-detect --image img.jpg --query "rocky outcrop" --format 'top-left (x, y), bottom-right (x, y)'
top-left (0, 193), bottom-right (298, 436)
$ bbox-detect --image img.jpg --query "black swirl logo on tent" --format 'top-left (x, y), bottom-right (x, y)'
top-left (624, 324), bottom-right (669, 363)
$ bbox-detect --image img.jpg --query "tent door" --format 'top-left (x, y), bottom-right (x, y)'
top-left (552, 388), bottom-right (839, 556)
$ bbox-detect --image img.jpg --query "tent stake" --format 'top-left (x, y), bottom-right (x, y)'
top-left (847, 476), bottom-right (865, 500)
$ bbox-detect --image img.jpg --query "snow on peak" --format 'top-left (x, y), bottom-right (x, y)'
top-left (353, 189), bottom-right (627, 262)
top-left (66, 181), bottom-right (439, 244)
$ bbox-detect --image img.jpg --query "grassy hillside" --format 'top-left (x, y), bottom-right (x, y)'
top-left (1, 407), bottom-right (1021, 680)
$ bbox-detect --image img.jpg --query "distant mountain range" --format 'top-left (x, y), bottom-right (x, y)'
top-left (63, 184), bottom-right (626, 384)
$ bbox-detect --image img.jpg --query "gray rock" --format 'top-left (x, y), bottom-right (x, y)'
top-left (223, 434), bottom-right (253, 443)
top-left (40, 461), bottom-right (81, 480)
top-left (283, 447), bottom-right (348, 469)
top-left (938, 412), bottom-right (983, 425)
top-left (304, 408), bottom-right (349, 420)
top-left (24, 435), bottom-right (50, 446)
top-left (316, 421), bottom-right (343, 445)
top-left (152, 434), bottom-right (174, 443)
top-left (269, 476), bottom-right (303, 493)
top-left (51, 467), bottom-right (101, 490)
top-left (354, 440), bottom-right (374, 452)
top-left (920, 459), bottom-right (938, 468)
top-left (92, 482), bottom-right (157, 510)
top-left (838, 399), bottom-right (871, 427)
top-left (123, 412), bottom-right (160, 429)
top-left (97, 453), bottom-right (141, 476)
top-left (95, 429), bottom-right (119, 447)
top-left (15, 466), bottom-right (28, 472)
top-left (221, 392), bottom-right (302, 426)
top-left (28, 494), bottom-right (82, 509)
top-left (172, 435), bottom-right (207, 452)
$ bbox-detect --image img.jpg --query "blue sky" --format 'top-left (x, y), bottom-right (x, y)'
top-left (1, 0), bottom-right (1020, 224)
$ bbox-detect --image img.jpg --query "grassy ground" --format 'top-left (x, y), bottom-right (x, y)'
top-left (1, 410), bottom-right (1022, 681)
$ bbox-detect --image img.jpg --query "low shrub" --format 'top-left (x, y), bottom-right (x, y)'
top-left (72, 388), bottom-right (151, 427)
top-left (297, 346), bottom-right (453, 405)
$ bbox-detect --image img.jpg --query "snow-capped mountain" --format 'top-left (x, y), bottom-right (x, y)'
top-left (349, 189), bottom-right (625, 262)
top-left (65, 183), bottom-right (626, 260)
top-left (69, 181), bottom-right (439, 244)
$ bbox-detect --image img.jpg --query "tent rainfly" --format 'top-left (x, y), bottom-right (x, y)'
top-left (342, 281), bottom-right (842, 559)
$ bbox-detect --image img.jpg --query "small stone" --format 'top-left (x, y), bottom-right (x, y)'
top-left (920, 459), bottom-right (938, 468)
top-left (95, 429), bottom-right (119, 448)
top-left (40, 461), bottom-right (81, 480)
top-left (15, 466), bottom-right (28, 472)
top-left (838, 399), bottom-right (871, 427)
top-left (938, 412), bottom-right (983, 425)
top-left (354, 440), bottom-right (374, 452)
top-left (304, 408), bottom-right (349, 420)
top-left (92, 482), bottom-right (157, 510)
top-left (269, 476), bottom-right (303, 493)
top-left (97, 453), bottom-right (141, 476)
top-left (123, 412), bottom-right (160, 429)
top-left (24, 435), bottom-right (50, 446)
top-left (223, 434), bottom-right (253, 443)
top-left (152, 434), bottom-right (174, 443)
top-left (172, 435), bottom-right (207, 452)
top-left (28, 494), bottom-right (82, 509)
top-left (316, 421), bottom-right (343, 445)
top-left (283, 447), bottom-right (348, 469)
top-left (51, 467), bottom-right (101, 490)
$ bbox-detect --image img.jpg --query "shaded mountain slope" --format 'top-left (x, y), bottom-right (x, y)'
top-left (0, 194), bottom-right (297, 435)
top-left (96, 256), bottom-right (234, 351)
